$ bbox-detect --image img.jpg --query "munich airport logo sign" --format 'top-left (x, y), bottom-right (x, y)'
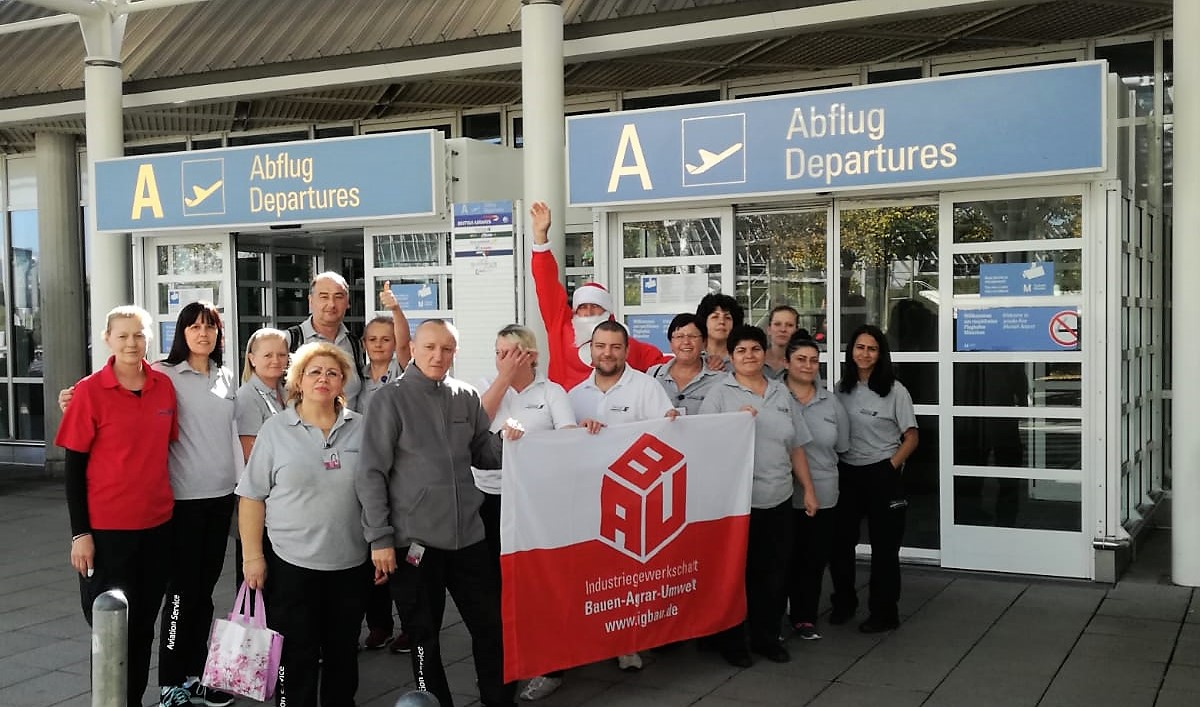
top-left (94, 131), bottom-right (442, 232)
top-left (567, 62), bottom-right (1107, 206)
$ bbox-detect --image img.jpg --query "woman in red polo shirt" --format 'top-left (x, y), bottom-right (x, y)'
top-left (56, 306), bottom-right (177, 707)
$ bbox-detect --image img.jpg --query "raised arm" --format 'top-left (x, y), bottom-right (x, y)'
top-left (380, 280), bottom-right (412, 368)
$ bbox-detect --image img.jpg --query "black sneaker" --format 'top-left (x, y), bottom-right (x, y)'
top-left (159, 687), bottom-right (192, 707)
top-left (793, 622), bottom-right (822, 640)
top-left (751, 642), bottom-right (791, 663)
top-left (858, 616), bottom-right (900, 634)
top-left (186, 683), bottom-right (235, 707)
top-left (828, 606), bottom-right (856, 625)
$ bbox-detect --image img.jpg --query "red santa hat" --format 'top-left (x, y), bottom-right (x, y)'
top-left (572, 282), bottom-right (613, 313)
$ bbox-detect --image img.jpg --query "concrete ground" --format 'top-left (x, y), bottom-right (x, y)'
top-left (1, 476), bottom-right (1197, 707)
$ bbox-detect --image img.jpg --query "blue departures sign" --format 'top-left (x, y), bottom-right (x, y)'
top-left (567, 63), bottom-right (1106, 206)
top-left (94, 132), bottom-right (442, 232)
top-left (956, 307), bottom-right (1080, 352)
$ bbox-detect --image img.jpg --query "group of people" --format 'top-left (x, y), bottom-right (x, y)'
top-left (57, 202), bottom-right (917, 707)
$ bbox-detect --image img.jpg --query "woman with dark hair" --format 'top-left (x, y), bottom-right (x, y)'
top-left (763, 305), bottom-right (802, 378)
top-left (152, 301), bottom-right (241, 707)
top-left (646, 313), bottom-right (722, 415)
top-left (829, 324), bottom-right (919, 634)
top-left (699, 325), bottom-right (817, 667)
top-left (695, 293), bottom-right (745, 372)
top-left (782, 335), bottom-right (848, 641)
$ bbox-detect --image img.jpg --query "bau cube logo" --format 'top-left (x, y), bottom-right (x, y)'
top-left (599, 433), bottom-right (687, 563)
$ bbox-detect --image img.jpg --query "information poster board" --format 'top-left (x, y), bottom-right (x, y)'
top-left (452, 201), bottom-right (517, 383)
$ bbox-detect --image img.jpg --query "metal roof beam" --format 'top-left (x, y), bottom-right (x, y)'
top-left (0, 0), bottom-right (1070, 126)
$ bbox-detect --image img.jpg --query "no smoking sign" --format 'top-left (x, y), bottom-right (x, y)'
top-left (1048, 310), bottom-right (1080, 349)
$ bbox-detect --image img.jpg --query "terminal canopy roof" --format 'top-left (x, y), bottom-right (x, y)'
top-left (0, 0), bottom-right (1171, 152)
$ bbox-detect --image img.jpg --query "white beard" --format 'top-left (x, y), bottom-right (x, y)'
top-left (573, 313), bottom-right (608, 366)
top-left (573, 313), bottom-right (607, 348)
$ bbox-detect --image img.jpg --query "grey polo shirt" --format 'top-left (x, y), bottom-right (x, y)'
top-left (297, 317), bottom-right (363, 412)
top-left (235, 374), bottom-right (287, 437)
top-left (646, 360), bottom-right (723, 416)
top-left (699, 375), bottom-right (813, 509)
top-left (236, 407), bottom-right (368, 571)
top-left (153, 360), bottom-right (239, 500)
top-left (837, 380), bottom-right (919, 467)
top-left (358, 357), bottom-right (404, 419)
top-left (793, 385), bottom-right (850, 509)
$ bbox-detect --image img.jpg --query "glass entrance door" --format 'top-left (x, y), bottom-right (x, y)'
top-left (835, 199), bottom-right (942, 557)
top-left (939, 187), bottom-right (1092, 578)
top-left (137, 233), bottom-right (238, 366)
top-left (614, 209), bottom-right (733, 352)
top-left (234, 230), bottom-right (364, 363)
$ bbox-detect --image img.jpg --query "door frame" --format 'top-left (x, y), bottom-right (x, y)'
top-left (936, 182), bottom-right (1098, 579)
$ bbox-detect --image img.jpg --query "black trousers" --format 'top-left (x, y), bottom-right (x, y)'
top-left (389, 540), bottom-right (515, 707)
top-left (79, 522), bottom-right (171, 707)
top-left (159, 494), bottom-right (235, 687)
top-left (265, 552), bottom-right (370, 707)
top-left (364, 582), bottom-right (395, 633)
top-left (721, 498), bottom-right (793, 653)
top-left (829, 460), bottom-right (907, 622)
top-left (479, 492), bottom-right (502, 569)
top-left (786, 506), bottom-right (836, 625)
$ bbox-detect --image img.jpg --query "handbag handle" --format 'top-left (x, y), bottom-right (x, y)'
top-left (232, 581), bottom-right (269, 629)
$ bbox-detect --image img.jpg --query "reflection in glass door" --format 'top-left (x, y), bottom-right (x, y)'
top-left (616, 210), bottom-right (731, 353)
top-left (837, 201), bottom-right (941, 553)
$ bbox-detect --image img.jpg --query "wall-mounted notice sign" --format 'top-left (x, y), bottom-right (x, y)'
top-left (625, 313), bottom-right (674, 353)
top-left (452, 200), bottom-right (514, 230)
top-left (167, 287), bottom-right (215, 315)
top-left (956, 306), bottom-right (1080, 352)
top-left (390, 283), bottom-right (439, 311)
top-left (640, 273), bottom-right (711, 306)
top-left (567, 62), bottom-right (1105, 206)
top-left (95, 131), bottom-right (443, 232)
top-left (452, 200), bottom-right (518, 385)
top-left (979, 262), bottom-right (1054, 297)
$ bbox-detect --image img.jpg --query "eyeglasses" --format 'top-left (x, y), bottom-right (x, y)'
top-left (304, 368), bottom-right (344, 380)
top-left (670, 333), bottom-right (702, 341)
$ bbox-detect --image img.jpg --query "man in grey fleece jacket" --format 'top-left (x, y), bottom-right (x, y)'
top-left (357, 320), bottom-right (514, 707)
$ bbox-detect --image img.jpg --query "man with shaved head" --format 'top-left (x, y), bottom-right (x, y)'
top-left (357, 320), bottom-right (514, 707)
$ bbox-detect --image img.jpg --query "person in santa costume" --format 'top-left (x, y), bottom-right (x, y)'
top-left (529, 201), bottom-right (668, 390)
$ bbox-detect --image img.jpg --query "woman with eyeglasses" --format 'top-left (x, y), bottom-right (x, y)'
top-left (646, 313), bottom-right (723, 416)
top-left (238, 342), bottom-right (371, 707)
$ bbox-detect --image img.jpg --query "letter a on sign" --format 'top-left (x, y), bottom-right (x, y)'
top-left (607, 124), bottom-right (654, 194)
top-left (130, 164), bottom-right (164, 220)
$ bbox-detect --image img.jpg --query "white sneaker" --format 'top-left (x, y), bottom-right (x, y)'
top-left (519, 675), bottom-right (563, 701)
top-left (617, 652), bottom-right (643, 671)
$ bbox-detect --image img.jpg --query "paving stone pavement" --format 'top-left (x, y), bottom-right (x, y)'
top-left (1, 476), bottom-right (1197, 707)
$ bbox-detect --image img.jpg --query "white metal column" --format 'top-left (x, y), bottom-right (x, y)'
top-left (79, 6), bottom-right (129, 370)
top-left (1172, 0), bottom-right (1200, 587)
top-left (521, 0), bottom-right (565, 362)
